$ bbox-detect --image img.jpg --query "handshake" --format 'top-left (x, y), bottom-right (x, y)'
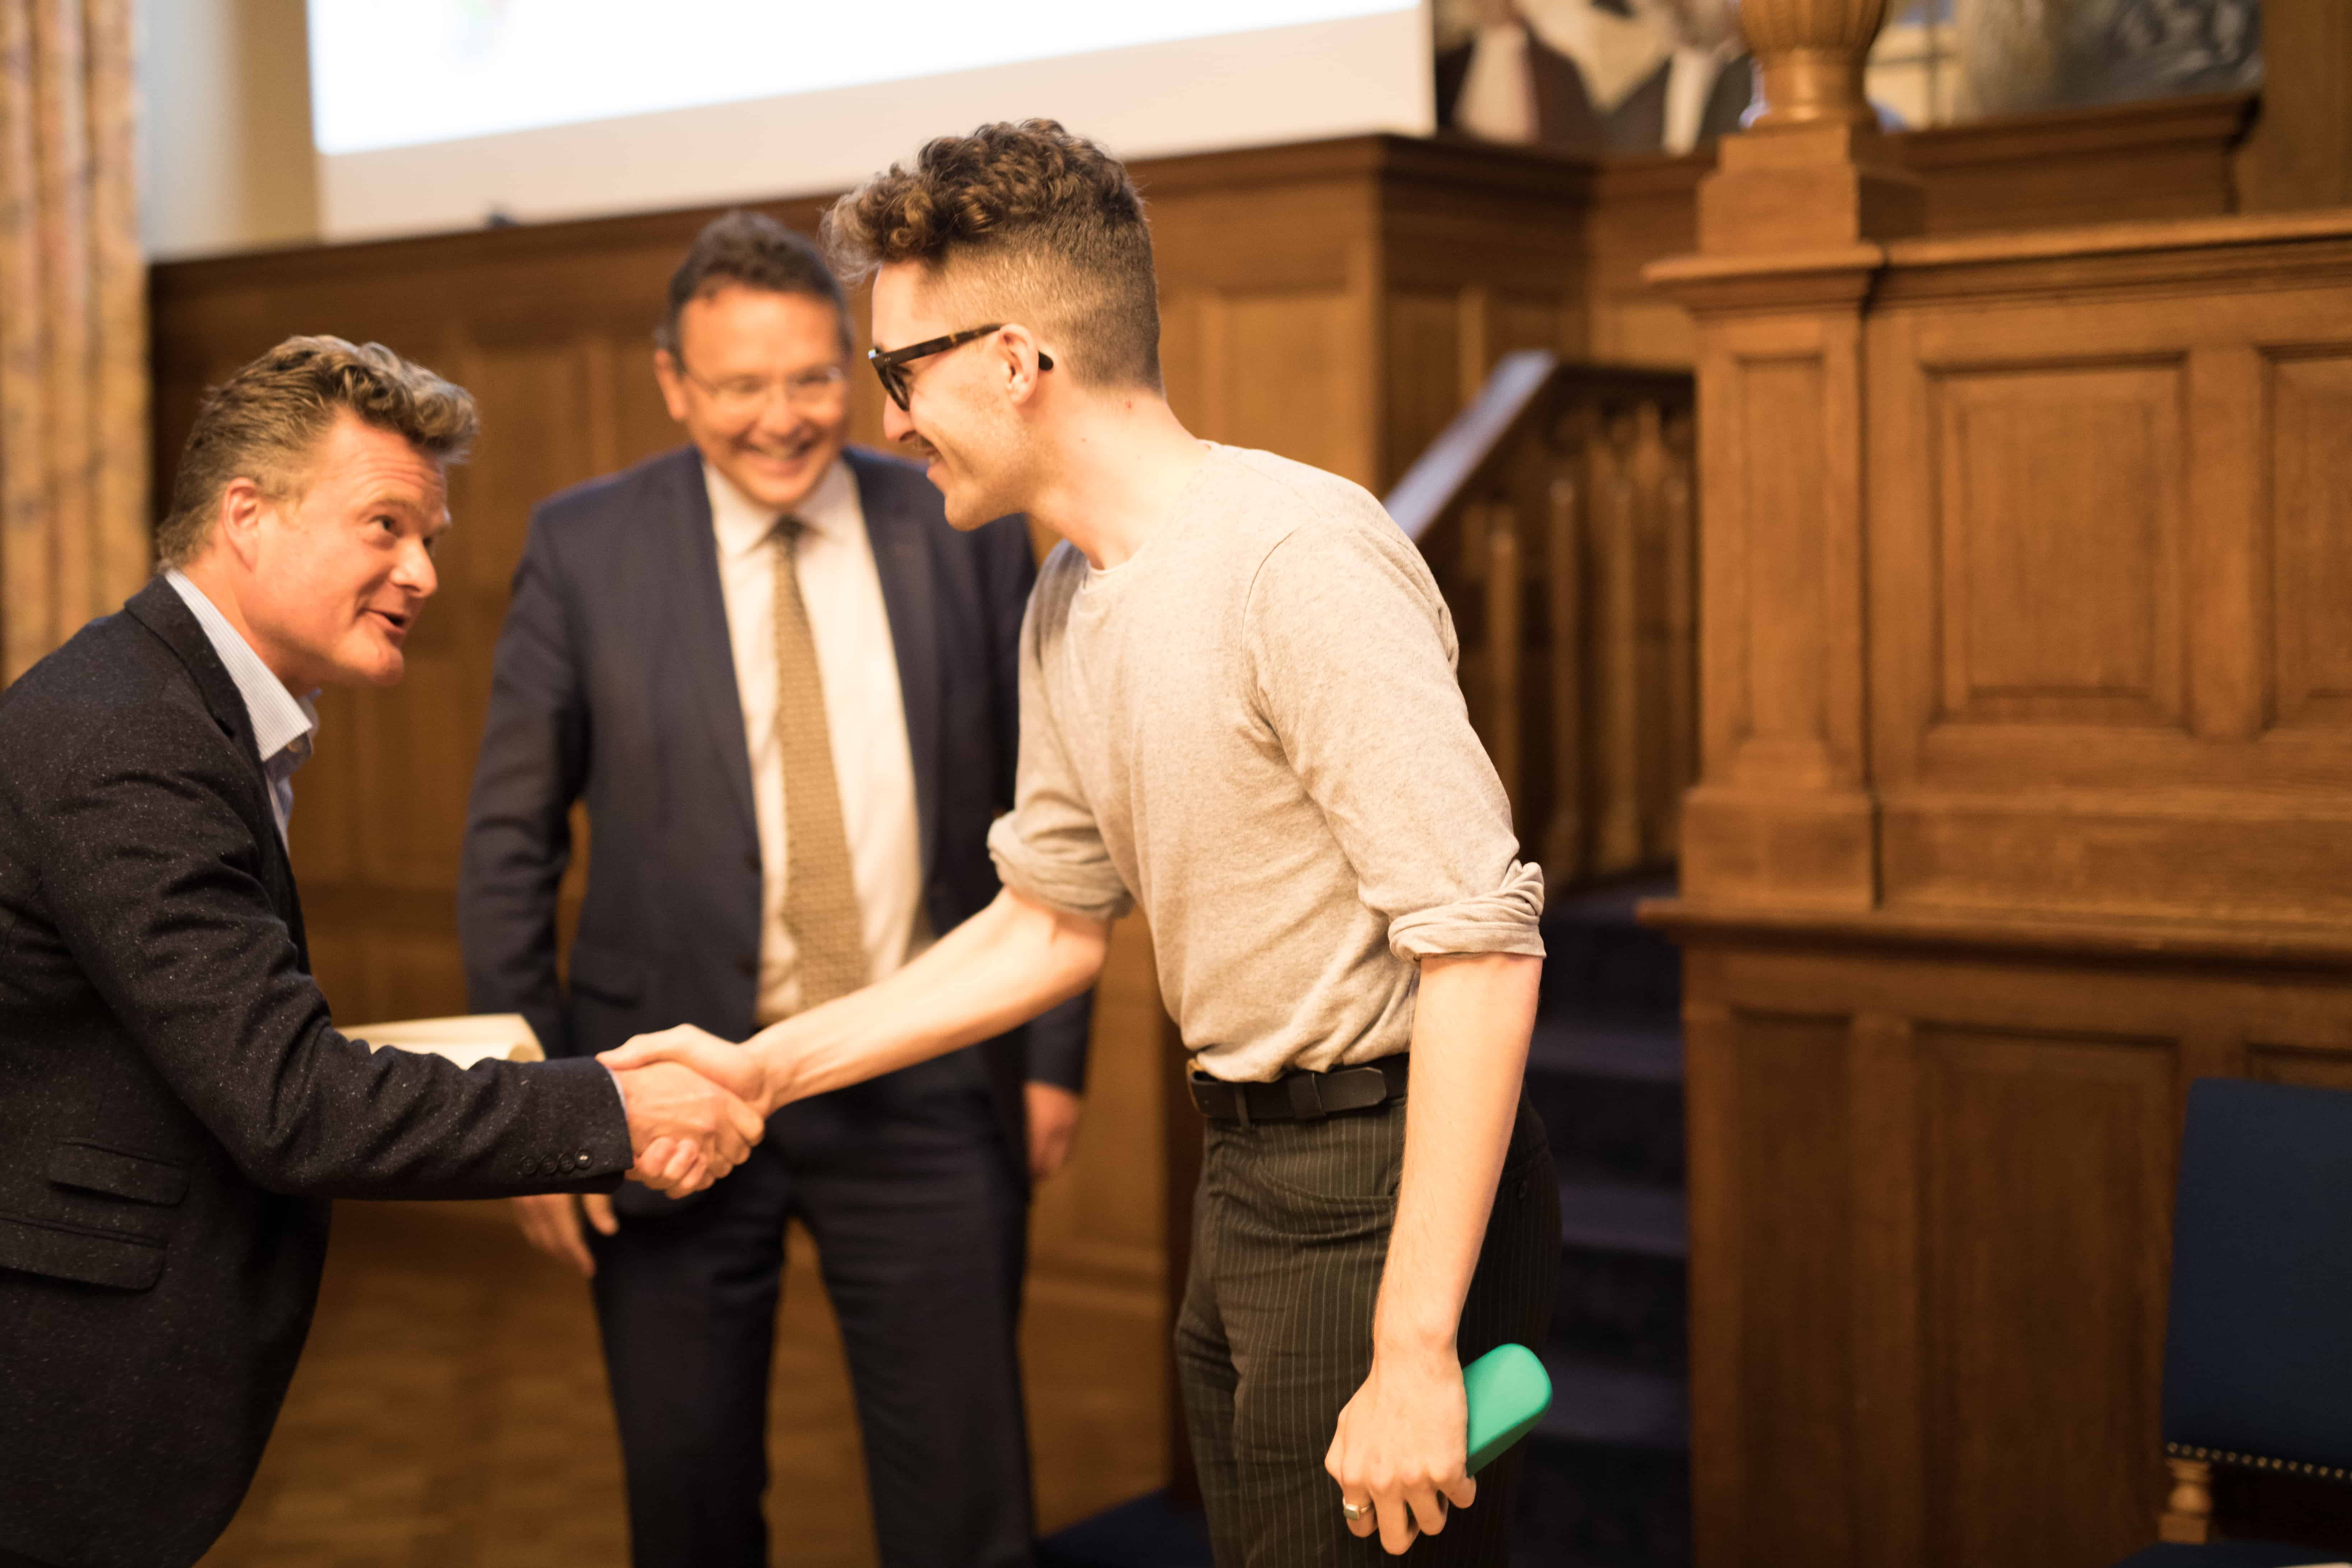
top-left (597, 1025), bottom-right (773, 1196)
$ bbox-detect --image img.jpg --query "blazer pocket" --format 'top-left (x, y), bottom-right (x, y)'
top-left (47, 1142), bottom-right (191, 1207)
top-left (567, 939), bottom-right (647, 1007)
top-left (0, 1212), bottom-right (166, 1290)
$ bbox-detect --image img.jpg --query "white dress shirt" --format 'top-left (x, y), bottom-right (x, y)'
top-left (706, 457), bottom-right (927, 1025)
top-left (1457, 22), bottom-right (1539, 145)
top-left (1662, 40), bottom-right (1742, 154)
top-left (163, 569), bottom-right (318, 846)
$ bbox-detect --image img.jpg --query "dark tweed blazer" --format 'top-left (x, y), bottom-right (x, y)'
top-left (0, 578), bottom-right (634, 1568)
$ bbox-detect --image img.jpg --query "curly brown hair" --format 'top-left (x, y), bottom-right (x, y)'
top-left (156, 336), bottom-right (478, 570)
top-left (821, 120), bottom-right (1160, 391)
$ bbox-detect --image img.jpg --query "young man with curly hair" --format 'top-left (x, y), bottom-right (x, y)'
top-left (607, 121), bottom-right (1560, 1564)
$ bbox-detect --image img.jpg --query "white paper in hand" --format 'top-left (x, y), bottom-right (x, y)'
top-left (346, 1013), bottom-right (545, 1070)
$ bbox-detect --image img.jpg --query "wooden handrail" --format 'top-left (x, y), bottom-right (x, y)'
top-left (1387, 355), bottom-right (1699, 883)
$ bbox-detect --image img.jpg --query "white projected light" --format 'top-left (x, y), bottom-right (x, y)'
top-left (306, 0), bottom-right (1432, 242)
top-left (309, 0), bottom-right (1418, 155)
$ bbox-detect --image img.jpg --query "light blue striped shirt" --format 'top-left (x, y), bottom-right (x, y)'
top-left (163, 570), bottom-right (319, 846)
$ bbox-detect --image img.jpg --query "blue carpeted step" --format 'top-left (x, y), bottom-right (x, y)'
top-left (1559, 1177), bottom-right (1687, 1259)
top-left (1529, 1013), bottom-right (1685, 1085)
top-left (1536, 1351), bottom-right (1689, 1452)
top-left (1551, 1244), bottom-right (1688, 1375)
top-left (1527, 1063), bottom-right (1685, 1187)
top-left (1035, 1489), bottom-right (1214, 1568)
top-left (1513, 1438), bottom-right (1692, 1568)
top-left (1538, 874), bottom-right (1682, 1022)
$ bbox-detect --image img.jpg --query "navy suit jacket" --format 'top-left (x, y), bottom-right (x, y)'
top-left (0, 579), bottom-right (632, 1568)
top-left (458, 444), bottom-right (1089, 1185)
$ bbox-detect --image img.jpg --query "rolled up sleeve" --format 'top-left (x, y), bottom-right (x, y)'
top-left (1245, 514), bottom-right (1546, 964)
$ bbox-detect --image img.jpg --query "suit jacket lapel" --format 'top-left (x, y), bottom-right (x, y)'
top-left (850, 450), bottom-right (942, 886)
top-left (123, 578), bottom-right (310, 960)
top-left (661, 451), bottom-right (760, 839)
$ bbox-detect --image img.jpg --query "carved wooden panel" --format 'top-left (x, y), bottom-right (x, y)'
top-left (1733, 355), bottom-right (1833, 763)
top-left (1918, 1024), bottom-right (2174, 1568)
top-left (1931, 362), bottom-right (2186, 729)
top-left (1863, 263), bottom-right (2352, 923)
top-left (2269, 352), bottom-right (2352, 731)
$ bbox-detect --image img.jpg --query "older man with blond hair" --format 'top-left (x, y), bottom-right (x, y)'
top-left (0, 336), bottom-right (758, 1568)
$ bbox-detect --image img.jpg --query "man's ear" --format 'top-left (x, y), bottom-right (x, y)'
top-left (997, 324), bottom-right (1050, 407)
top-left (212, 477), bottom-right (270, 570)
top-left (652, 349), bottom-right (691, 425)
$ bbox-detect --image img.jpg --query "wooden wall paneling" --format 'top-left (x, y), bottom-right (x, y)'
top-left (1679, 993), bottom-right (1746, 1568)
top-left (1848, 1010), bottom-right (1926, 1568)
top-left (1899, 94), bottom-right (2252, 239)
top-left (1588, 156), bottom-right (1709, 367)
top-left (1917, 1024), bottom-right (2174, 1568)
top-left (1729, 1009), bottom-right (1861, 1568)
top-left (2270, 350), bottom-right (2352, 731)
top-left (1863, 244), bottom-right (2352, 925)
top-left (1932, 359), bottom-right (2187, 731)
top-left (1664, 921), bottom-right (2352, 1568)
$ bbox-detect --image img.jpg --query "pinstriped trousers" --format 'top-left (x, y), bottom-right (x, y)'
top-left (1175, 1088), bottom-right (1560, 1565)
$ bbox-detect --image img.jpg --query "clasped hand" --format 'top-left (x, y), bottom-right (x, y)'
top-left (606, 1041), bottom-right (767, 1196)
top-left (1326, 1340), bottom-right (1476, 1555)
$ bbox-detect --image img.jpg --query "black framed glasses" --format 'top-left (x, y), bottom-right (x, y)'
top-left (867, 325), bottom-right (1054, 412)
top-left (674, 358), bottom-right (848, 418)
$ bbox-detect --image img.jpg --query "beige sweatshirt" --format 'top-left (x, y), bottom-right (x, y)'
top-left (988, 444), bottom-right (1545, 1084)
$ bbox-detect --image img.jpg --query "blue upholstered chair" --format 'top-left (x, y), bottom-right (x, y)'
top-left (2114, 1078), bottom-right (2352, 1567)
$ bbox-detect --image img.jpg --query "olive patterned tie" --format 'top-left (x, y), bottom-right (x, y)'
top-left (772, 517), bottom-right (866, 1009)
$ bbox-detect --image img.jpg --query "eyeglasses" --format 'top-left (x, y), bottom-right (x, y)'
top-left (868, 325), bottom-right (1054, 412)
top-left (674, 359), bottom-right (848, 418)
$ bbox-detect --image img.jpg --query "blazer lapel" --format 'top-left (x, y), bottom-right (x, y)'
top-left (661, 452), bottom-right (759, 839)
top-left (123, 578), bottom-right (310, 957)
top-left (850, 451), bottom-right (942, 885)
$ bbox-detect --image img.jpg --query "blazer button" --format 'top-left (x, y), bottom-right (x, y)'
top-left (745, 851), bottom-right (761, 873)
top-left (576, 1152), bottom-right (591, 1166)
top-left (736, 955), bottom-right (757, 977)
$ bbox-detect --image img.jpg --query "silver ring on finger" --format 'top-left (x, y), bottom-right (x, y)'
top-left (1341, 1500), bottom-right (1368, 1524)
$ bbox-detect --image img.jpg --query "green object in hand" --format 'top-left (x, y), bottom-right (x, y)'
top-left (1463, 1343), bottom-right (1552, 1474)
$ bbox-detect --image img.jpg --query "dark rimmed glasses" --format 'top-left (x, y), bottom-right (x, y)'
top-left (867, 325), bottom-right (1054, 412)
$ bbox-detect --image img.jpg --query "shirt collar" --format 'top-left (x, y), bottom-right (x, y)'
top-left (162, 569), bottom-right (320, 768)
top-left (704, 452), bottom-right (859, 560)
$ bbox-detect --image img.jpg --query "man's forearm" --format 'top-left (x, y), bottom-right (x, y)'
top-left (1373, 952), bottom-right (1542, 1356)
top-left (741, 887), bottom-right (1108, 1114)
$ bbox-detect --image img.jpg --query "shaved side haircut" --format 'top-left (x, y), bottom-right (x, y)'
top-left (822, 119), bottom-right (1161, 391)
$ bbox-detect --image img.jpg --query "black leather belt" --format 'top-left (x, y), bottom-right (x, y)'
top-left (1187, 1055), bottom-right (1409, 1127)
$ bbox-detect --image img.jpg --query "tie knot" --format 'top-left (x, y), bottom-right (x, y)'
top-left (775, 515), bottom-right (808, 552)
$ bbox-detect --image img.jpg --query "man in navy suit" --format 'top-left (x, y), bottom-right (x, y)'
top-left (457, 212), bottom-right (1090, 1568)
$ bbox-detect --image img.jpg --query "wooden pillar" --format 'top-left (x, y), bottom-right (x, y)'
top-left (1649, 6), bottom-right (1912, 1561)
top-left (1649, 0), bottom-right (1916, 912)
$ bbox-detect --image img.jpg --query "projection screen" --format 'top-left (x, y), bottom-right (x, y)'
top-left (308, 1), bottom-right (1434, 242)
